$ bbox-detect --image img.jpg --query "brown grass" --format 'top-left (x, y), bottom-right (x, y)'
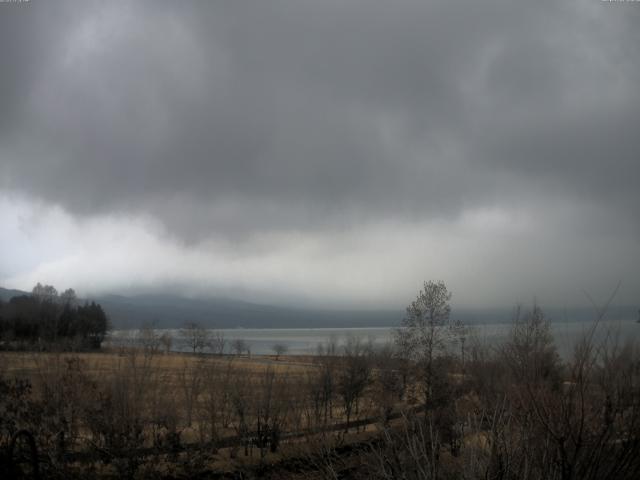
top-left (0, 350), bottom-right (315, 379)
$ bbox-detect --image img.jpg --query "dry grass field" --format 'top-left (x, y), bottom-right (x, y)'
top-left (0, 350), bottom-right (316, 380)
top-left (1, 347), bottom-right (399, 478)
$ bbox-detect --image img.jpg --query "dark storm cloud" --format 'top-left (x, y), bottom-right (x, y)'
top-left (1, 1), bottom-right (639, 243)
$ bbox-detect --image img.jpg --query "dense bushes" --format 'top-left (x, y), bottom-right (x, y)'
top-left (349, 301), bottom-right (640, 480)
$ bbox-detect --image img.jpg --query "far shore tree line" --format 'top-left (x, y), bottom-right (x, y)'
top-left (0, 283), bottom-right (110, 350)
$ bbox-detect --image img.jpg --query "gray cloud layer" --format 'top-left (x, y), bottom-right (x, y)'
top-left (1, 1), bottom-right (639, 307)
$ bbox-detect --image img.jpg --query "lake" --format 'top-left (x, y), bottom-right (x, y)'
top-left (107, 317), bottom-right (640, 359)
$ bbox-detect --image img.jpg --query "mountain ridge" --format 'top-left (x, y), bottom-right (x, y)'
top-left (1, 287), bottom-right (636, 329)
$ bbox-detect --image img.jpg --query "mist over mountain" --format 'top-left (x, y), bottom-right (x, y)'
top-left (97, 294), bottom-right (402, 329)
top-left (0, 286), bottom-right (399, 328)
top-left (0, 288), bottom-right (26, 302)
top-left (2, 286), bottom-right (636, 330)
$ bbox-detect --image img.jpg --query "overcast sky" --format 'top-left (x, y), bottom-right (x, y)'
top-left (1, 0), bottom-right (638, 309)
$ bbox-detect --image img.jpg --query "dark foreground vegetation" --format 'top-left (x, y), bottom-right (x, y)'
top-left (1, 281), bottom-right (639, 479)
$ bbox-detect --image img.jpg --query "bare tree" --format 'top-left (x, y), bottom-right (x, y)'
top-left (138, 322), bottom-right (161, 355)
top-left (487, 294), bottom-right (640, 480)
top-left (338, 336), bottom-right (372, 432)
top-left (501, 303), bottom-right (561, 385)
top-left (272, 343), bottom-right (288, 360)
top-left (180, 321), bottom-right (210, 354)
top-left (253, 367), bottom-right (290, 457)
top-left (316, 335), bottom-right (339, 357)
top-left (366, 411), bottom-right (445, 480)
top-left (159, 331), bottom-right (172, 354)
top-left (232, 338), bottom-right (248, 356)
top-left (394, 280), bottom-right (459, 408)
top-left (210, 330), bottom-right (226, 355)
top-left (229, 370), bottom-right (253, 456)
top-left (83, 347), bottom-right (162, 477)
top-left (200, 359), bottom-right (235, 445)
top-left (306, 354), bottom-right (337, 429)
top-left (371, 343), bottom-right (405, 422)
top-left (178, 358), bottom-right (204, 427)
top-left (303, 370), bottom-right (325, 429)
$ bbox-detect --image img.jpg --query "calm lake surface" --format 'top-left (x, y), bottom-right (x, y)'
top-left (108, 318), bottom-right (640, 359)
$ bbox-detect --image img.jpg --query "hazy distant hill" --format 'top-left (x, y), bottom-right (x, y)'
top-left (0, 287), bottom-right (27, 302)
top-left (0, 287), bottom-right (401, 329)
top-left (1, 286), bottom-right (636, 330)
top-left (95, 293), bottom-right (403, 329)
